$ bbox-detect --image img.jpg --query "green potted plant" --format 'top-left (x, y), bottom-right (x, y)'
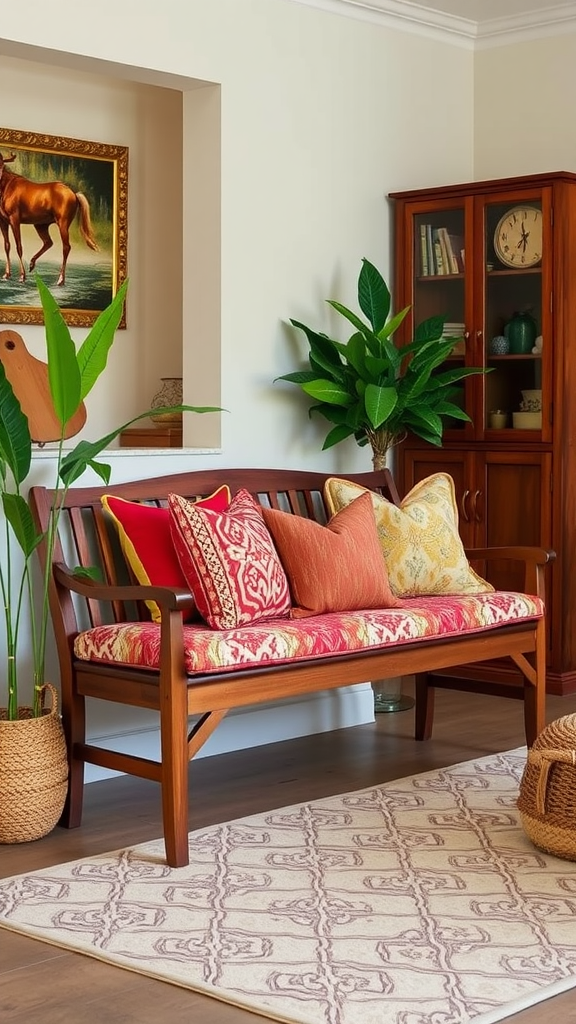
top-left (277, 258), bottom-right (486, 469)
top-left (0, 276), bottom-right (221, 844)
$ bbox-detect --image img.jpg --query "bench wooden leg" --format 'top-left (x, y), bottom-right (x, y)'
top-left (523, 618), bottom-right (547, 747)
top-left (160, 683), bottom-right (190, 868)
top-left (414, 672), bottom-right (434, 741)
top-left (59, 681), bottom-right (86, 829)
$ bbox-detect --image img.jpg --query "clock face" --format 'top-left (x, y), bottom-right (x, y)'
top-left (494, 205), bottom-right (543, 268)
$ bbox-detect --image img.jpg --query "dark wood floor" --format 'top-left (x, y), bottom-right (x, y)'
top-left (2, 682), bottom-right (576, 1023)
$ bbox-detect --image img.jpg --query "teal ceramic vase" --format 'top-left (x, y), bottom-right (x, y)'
top-left (505, 312), bottom-right (537, 355)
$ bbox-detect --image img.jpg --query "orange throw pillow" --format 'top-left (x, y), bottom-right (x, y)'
top-left (101, 485), bottom-right (231, 623)
top-left (262, 491), bottom-right (400, 618)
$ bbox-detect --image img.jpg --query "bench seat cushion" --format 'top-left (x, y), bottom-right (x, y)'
top-left (73, 591), bottom-right (544, 676)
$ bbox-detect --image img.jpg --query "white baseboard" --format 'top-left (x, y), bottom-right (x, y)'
top-left (84, 683), bottom-right (375, 783)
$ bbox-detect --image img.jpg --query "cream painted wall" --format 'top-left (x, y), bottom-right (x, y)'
top-left (474, 34), bottom-right (576, 178)
top-left (0, 0), bottom-right (475, 769)
top-left (2, 0), bottom-right (475, 470)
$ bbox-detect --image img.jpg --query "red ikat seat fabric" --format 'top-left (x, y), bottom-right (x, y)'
top-left (73, 591), bottom-right (544, 676)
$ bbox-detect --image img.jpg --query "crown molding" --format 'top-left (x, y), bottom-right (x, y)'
top-left (283, 0), bottom-right (576, 49)
top-left (476, 4), bottom-right (576, 48)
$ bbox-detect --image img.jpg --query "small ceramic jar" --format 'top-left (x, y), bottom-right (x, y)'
top-left (489, 411), bottom-right (508, 429)
top-left (489, 335), bottom-right (509, 355)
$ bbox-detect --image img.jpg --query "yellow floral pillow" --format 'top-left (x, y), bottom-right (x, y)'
top-left (323, 473), bottom-right (493, 598)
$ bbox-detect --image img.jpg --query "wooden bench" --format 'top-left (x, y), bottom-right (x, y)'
top-left (29, 466), bottom-right (552, 867)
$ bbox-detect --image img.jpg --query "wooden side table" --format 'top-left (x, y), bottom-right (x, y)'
top-left (119, 424), bottom-right (183, 449)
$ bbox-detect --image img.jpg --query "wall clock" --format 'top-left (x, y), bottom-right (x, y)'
top-left (493, 205), bottom-right (543, 268)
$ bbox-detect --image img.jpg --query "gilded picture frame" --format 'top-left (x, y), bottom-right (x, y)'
top-left (0, 127), bottom-right (128, 327)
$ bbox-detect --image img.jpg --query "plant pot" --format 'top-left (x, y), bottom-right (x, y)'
top-left (0, 683), bottom-right (68, 844)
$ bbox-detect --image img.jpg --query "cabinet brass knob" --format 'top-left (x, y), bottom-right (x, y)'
top-left (461, 489), bottom-right (471, 522)
top-left (470, 489), bottom-right (483, 523)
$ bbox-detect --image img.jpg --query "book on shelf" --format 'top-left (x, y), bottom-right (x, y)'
top-left (419, 224), bottom-right (429, 275)
top-left (438, 227), bottom-right (459, 274)
top-left (418, 225), bottom-right (464, 276)
top-left (437, 228), bottom-right (453, 275)
top-left (426, 224), bottom-right (435, 274)
top-left (432, 229), bottom-right (445, 275)
top-left (448, 232), bottom-right (464, 273)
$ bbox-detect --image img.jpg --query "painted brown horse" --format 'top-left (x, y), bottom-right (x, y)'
top-left (0, 151), bottom-right (99, 286)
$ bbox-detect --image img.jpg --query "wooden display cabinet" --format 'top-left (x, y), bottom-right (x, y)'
top-left (389, 171), bottom-right (576, 695)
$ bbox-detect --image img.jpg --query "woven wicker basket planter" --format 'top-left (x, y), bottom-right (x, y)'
top-left (517, 713), bottom-right (576, 861)
top-left (0, 683), bottom-right (68, 844)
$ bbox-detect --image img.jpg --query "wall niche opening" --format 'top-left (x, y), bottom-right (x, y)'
top-left (0, 45), bottom-right (221, 451)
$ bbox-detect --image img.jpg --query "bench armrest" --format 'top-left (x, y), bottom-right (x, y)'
top-left (464, 545), bottom-right (556, 598)
top-left (53, 562), bottom-right (196, 614)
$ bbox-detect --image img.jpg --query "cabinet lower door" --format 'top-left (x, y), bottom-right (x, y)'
top-left (397, 446), bottom-right (552, 591)
top-left (480, 450), bottom-right (552, 593)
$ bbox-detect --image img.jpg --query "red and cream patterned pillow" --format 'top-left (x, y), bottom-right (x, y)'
top-left (101, 485), bottom-right (231, 623)
top-left (168, 488), bottom-right (291, 629)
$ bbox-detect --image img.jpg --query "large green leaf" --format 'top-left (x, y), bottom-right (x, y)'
top-left (364, 384), bottom-right (398, 428)
top-left (344, 333), bottom-right (368, 379)
top-left (401, 342), bottom-right (459, 401)
top-left (2, 493), bottom-right (42, 557)
top-left (377, 306), bottom-right (410, 342)
top-left (76, 280), bottom-right (129, 401)
top-left (0, 365), bottom-right (31, 485)
top-left (309, 403), bottom-right (349, 425)
top-left (290, 320), bottom-right (346, 377)
top-left (307, 334), bottom-right (347, 383)
top-left (433, 401), bottom-right (471, 420)
top-left (36, 275), bottom-right (81, 428)
top-left (414, 314), bottom-right (446, 343)
top-left (301, 379), bottom-right (353, 407)
top-left (433, 366), bottom-right (491, 387)
top-left (409, 338), bottom-right (456, 371)
top-left (345, 401), bottom-right (366, 431)
top-left (321, 424), bottom-right (355, 450)
top-left (405, 405), bottom-right (443, 437)
top-left (325, 301), bottom-right (380, 357)
top-left (365, 354), bottom-right (394, 380)
top-left (357, 258), bottom-right (390, 333)
top-left (275, 370), bottom-right (322, 385)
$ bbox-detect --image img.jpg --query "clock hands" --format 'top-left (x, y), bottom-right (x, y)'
top-left (517, 221), bottom-right (530, 252)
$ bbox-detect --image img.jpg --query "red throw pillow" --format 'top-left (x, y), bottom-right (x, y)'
top-left (101, 485), bottom-right (231, 623)
top-left (168, 488), bottom-right (292, 629)
top-left (261, 491), bottom-right (400, 618)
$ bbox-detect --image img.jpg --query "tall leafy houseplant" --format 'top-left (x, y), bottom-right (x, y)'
top-left (277, 258), bottom-right (486, 469)
top-left (0, 277), bottom-right (220, 721)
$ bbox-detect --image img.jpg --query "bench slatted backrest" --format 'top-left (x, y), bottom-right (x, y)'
top-left (29, 467), bottom-right (400, 648)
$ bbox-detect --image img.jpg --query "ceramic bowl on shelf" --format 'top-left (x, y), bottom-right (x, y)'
top-left (513, 411), bottom-right (542, 429)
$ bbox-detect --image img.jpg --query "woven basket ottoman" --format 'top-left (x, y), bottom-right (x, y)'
top-left (517, 713), bottom-right (576, 860)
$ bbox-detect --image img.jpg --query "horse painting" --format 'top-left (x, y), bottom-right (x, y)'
top-left (0, 151), bottom-right (99, 286)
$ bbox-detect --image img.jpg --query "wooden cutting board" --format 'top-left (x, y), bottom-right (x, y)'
top-left (0, 329), bottom-right (87, 443)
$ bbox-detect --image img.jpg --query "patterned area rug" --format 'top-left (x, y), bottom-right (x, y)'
top-left (2, 748), bottom-right (576, 1024)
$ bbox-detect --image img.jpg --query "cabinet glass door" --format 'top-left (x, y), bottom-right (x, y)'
top-left (412, 203), bottom-right (470, 435)
top-left (482, 196), bottom-right (545, 436)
